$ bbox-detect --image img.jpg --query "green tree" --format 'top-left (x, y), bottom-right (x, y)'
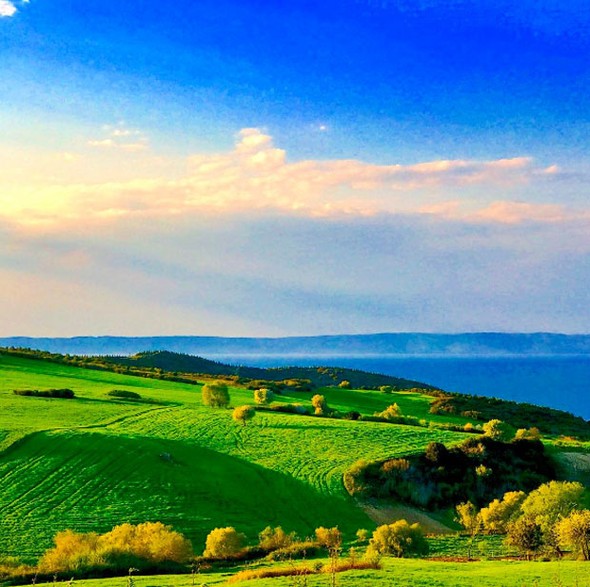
top-left (367, 520), bottom-right (428, 558)
top-left (456, 501), bottom-right (481, 559)
top-left (479, 491), bottom-right (526, 534)
top-left (520, 480), bottom-right (585, 554)
top-left (201, 381), bottom-right (230, 408)
top-left (505, 516), bottom-right (543, 560)
top-left (258, 526), bottom-right (295, 551)
top-left (232, 405), bottom-right (255, 426)
top-left (311, 394), bottom-right (329, 416)
top-left (203, 527), bottom-right (245, 559)
top-left (377, 403), bottom-right (402, 421)
top-left (253, 388), bottom-right (274, 405)
top-left (482, 419), bottom-right (514, 441)
top-left (556, 509), bottom-right (590, 560)
top-left (314, 526), bottom-right (342, 549)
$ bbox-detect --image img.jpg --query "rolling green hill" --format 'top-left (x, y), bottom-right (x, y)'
top-left (0, 352), bottom-right (466, 561)
top-left (2, 349), bottom-right (590, 587)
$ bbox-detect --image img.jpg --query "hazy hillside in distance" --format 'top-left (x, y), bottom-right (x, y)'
top-left (1, 332), bottom-right (590, 356)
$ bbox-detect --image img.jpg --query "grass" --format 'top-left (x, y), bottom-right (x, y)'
top-left (1, 350), bottom-right (589, 587)
top-left (0, 353), bottom-right (471, 561)
top-left (30, 558), bottom-right (590, 587)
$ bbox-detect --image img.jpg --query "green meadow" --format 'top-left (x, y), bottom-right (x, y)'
top-left (1, 352), bottom-right (590, 587)
top-left (0, 353), bottom-right (466, 560)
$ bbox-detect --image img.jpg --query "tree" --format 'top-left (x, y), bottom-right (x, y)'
top-left (203, 527), bottom-right (245, 559)
top-left (232, 405), bottom-right (255, 426)
top-left (514, 427), bottom-right (541, 441)
top-left (377, 403), bottom-right (402, 421)
top-left (314, 526), bottom-right (342, 549)
top-left (253, 388), bottom-right (274, 405)
top-left (479, 491), bottom-right (526, 534)
top-left (556, 509), bottom-right (590, 560)
top-left (311, 394), bottom-right (329, 416)
top-left (201, 381), bottom-right (230, 408)
top-left (506, 516), bottom-right (543, 560)
top-left (482, 419), bottom-right (514, 441)
top-left (258, 526), bottom-right (295, 551)
top-left (367, 520), bottom-right (428, 558)
top-left (520, 480), bottom-right (584, 534)
top-left (520, 480), bottom-right (585, 554)
top-left (456, 501), bottom-right (481, 559)
top-left (338, 380), bottom-right (351, 389)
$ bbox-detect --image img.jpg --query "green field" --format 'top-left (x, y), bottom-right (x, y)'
top-left (32, 559), bottom-right (590, 587)
top-left (2, 352), bottom-right (590, 587)
top-left (0, 353), bottom-right (468, 560)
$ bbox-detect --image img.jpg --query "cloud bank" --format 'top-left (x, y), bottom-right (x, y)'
top-left (0, 128), bottom-right (572, 227)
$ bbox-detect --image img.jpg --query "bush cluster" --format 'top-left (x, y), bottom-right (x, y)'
top-left (344, 437), bottom-right (556, 509)
top-left (13, 388), bottom-right (75, 399)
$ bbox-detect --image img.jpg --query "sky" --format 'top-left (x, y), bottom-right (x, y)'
top-left (1, 0), bottom-right (589, 336)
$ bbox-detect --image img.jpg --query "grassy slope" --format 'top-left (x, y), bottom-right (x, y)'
top-left (0, 354), bottom-right (469, 560)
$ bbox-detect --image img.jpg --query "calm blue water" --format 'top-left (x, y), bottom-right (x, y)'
top-left (204, 354), bottom-right (590, 420)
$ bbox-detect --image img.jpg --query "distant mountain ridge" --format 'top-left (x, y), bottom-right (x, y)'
top-left (1, 332), bottom-right (590, 356)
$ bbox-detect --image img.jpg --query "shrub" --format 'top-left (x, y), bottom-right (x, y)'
top-left (232, 405), bottom-right (255, 426)
top-left (39, 523), bottom-right (192, 573)
top-left (203, 527), bottom-right (246, 559)
top-left (311, 394), bottom-right (329, 416)
top-left (338, 380), bottom-right (351, 389)
top-left (13, 388), bottom-right (75, 399)
top-left (482, 419), bottom-right (514, 441)
top-left (266, 541), bottom-right (319, 561)
top-left (107, 390), bottom-right (141, 400)
top-left (253, 388), bottom-right (274, 405)
top-left (367, 520), bottom-right (428, 558)
top-left (314, 526), bottom-right (342, 549)
top-left (514, 427), bottom-right (542, 441)
top-left (376, 403), bottom-right (402, 420)
top-left (258, 526), bottom-right (296, 551)
top-left (202, 381), bottom-right (230, 408)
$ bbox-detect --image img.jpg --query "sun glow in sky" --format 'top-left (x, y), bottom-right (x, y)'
top-left (1, 0), bottom-right (590, 336)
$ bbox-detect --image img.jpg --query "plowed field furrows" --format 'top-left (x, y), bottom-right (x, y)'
top-left (0, 353), bottom-right (467, 561)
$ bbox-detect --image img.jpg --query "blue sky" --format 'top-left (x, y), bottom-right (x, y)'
top-left (1, 0), bottom-right (589, 335)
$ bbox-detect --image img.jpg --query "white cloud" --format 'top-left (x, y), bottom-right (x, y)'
top-left (0, 0), bottom-right (17, 17)
top-left (1, 127), bottom-right (572, 227)
top-left (87, 125), bottom-right (148, 151)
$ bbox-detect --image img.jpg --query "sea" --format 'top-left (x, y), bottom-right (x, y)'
top-left (203, 354), bottom-right (590, 420)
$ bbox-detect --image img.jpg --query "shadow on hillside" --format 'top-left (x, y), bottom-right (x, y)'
top-left (0, 430), bottom-right (370, 559)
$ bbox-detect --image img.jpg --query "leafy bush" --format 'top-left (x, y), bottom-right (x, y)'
top-left (345, 437), bottom-right (556, 509)
top-left (367, 520), bottom-right (428, 558)
top-left (314, 526), bottom-right (342, 549)
top-left (232, 405), bottom-right (255, 426)
top-left (203, 527), bottom-right (246, 559)
top-left (107, 389), bottom-right (141, 400)
top-left (311, 394), bottom-right (329, 416)
top-left (253, 388), bottom-right (274, 405)
top-left (39, 523), bottom-right (193, 573)
top-left (13, 388), bottom-right (75, 399)
top-left (258, 526), bottom-right (296, 551)
top-left (202, 381), bottom-right (230, 408)
top-left (376, 403), bottom-right (402, 420)
top-left (265, 541), bottom-right (320, 561)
